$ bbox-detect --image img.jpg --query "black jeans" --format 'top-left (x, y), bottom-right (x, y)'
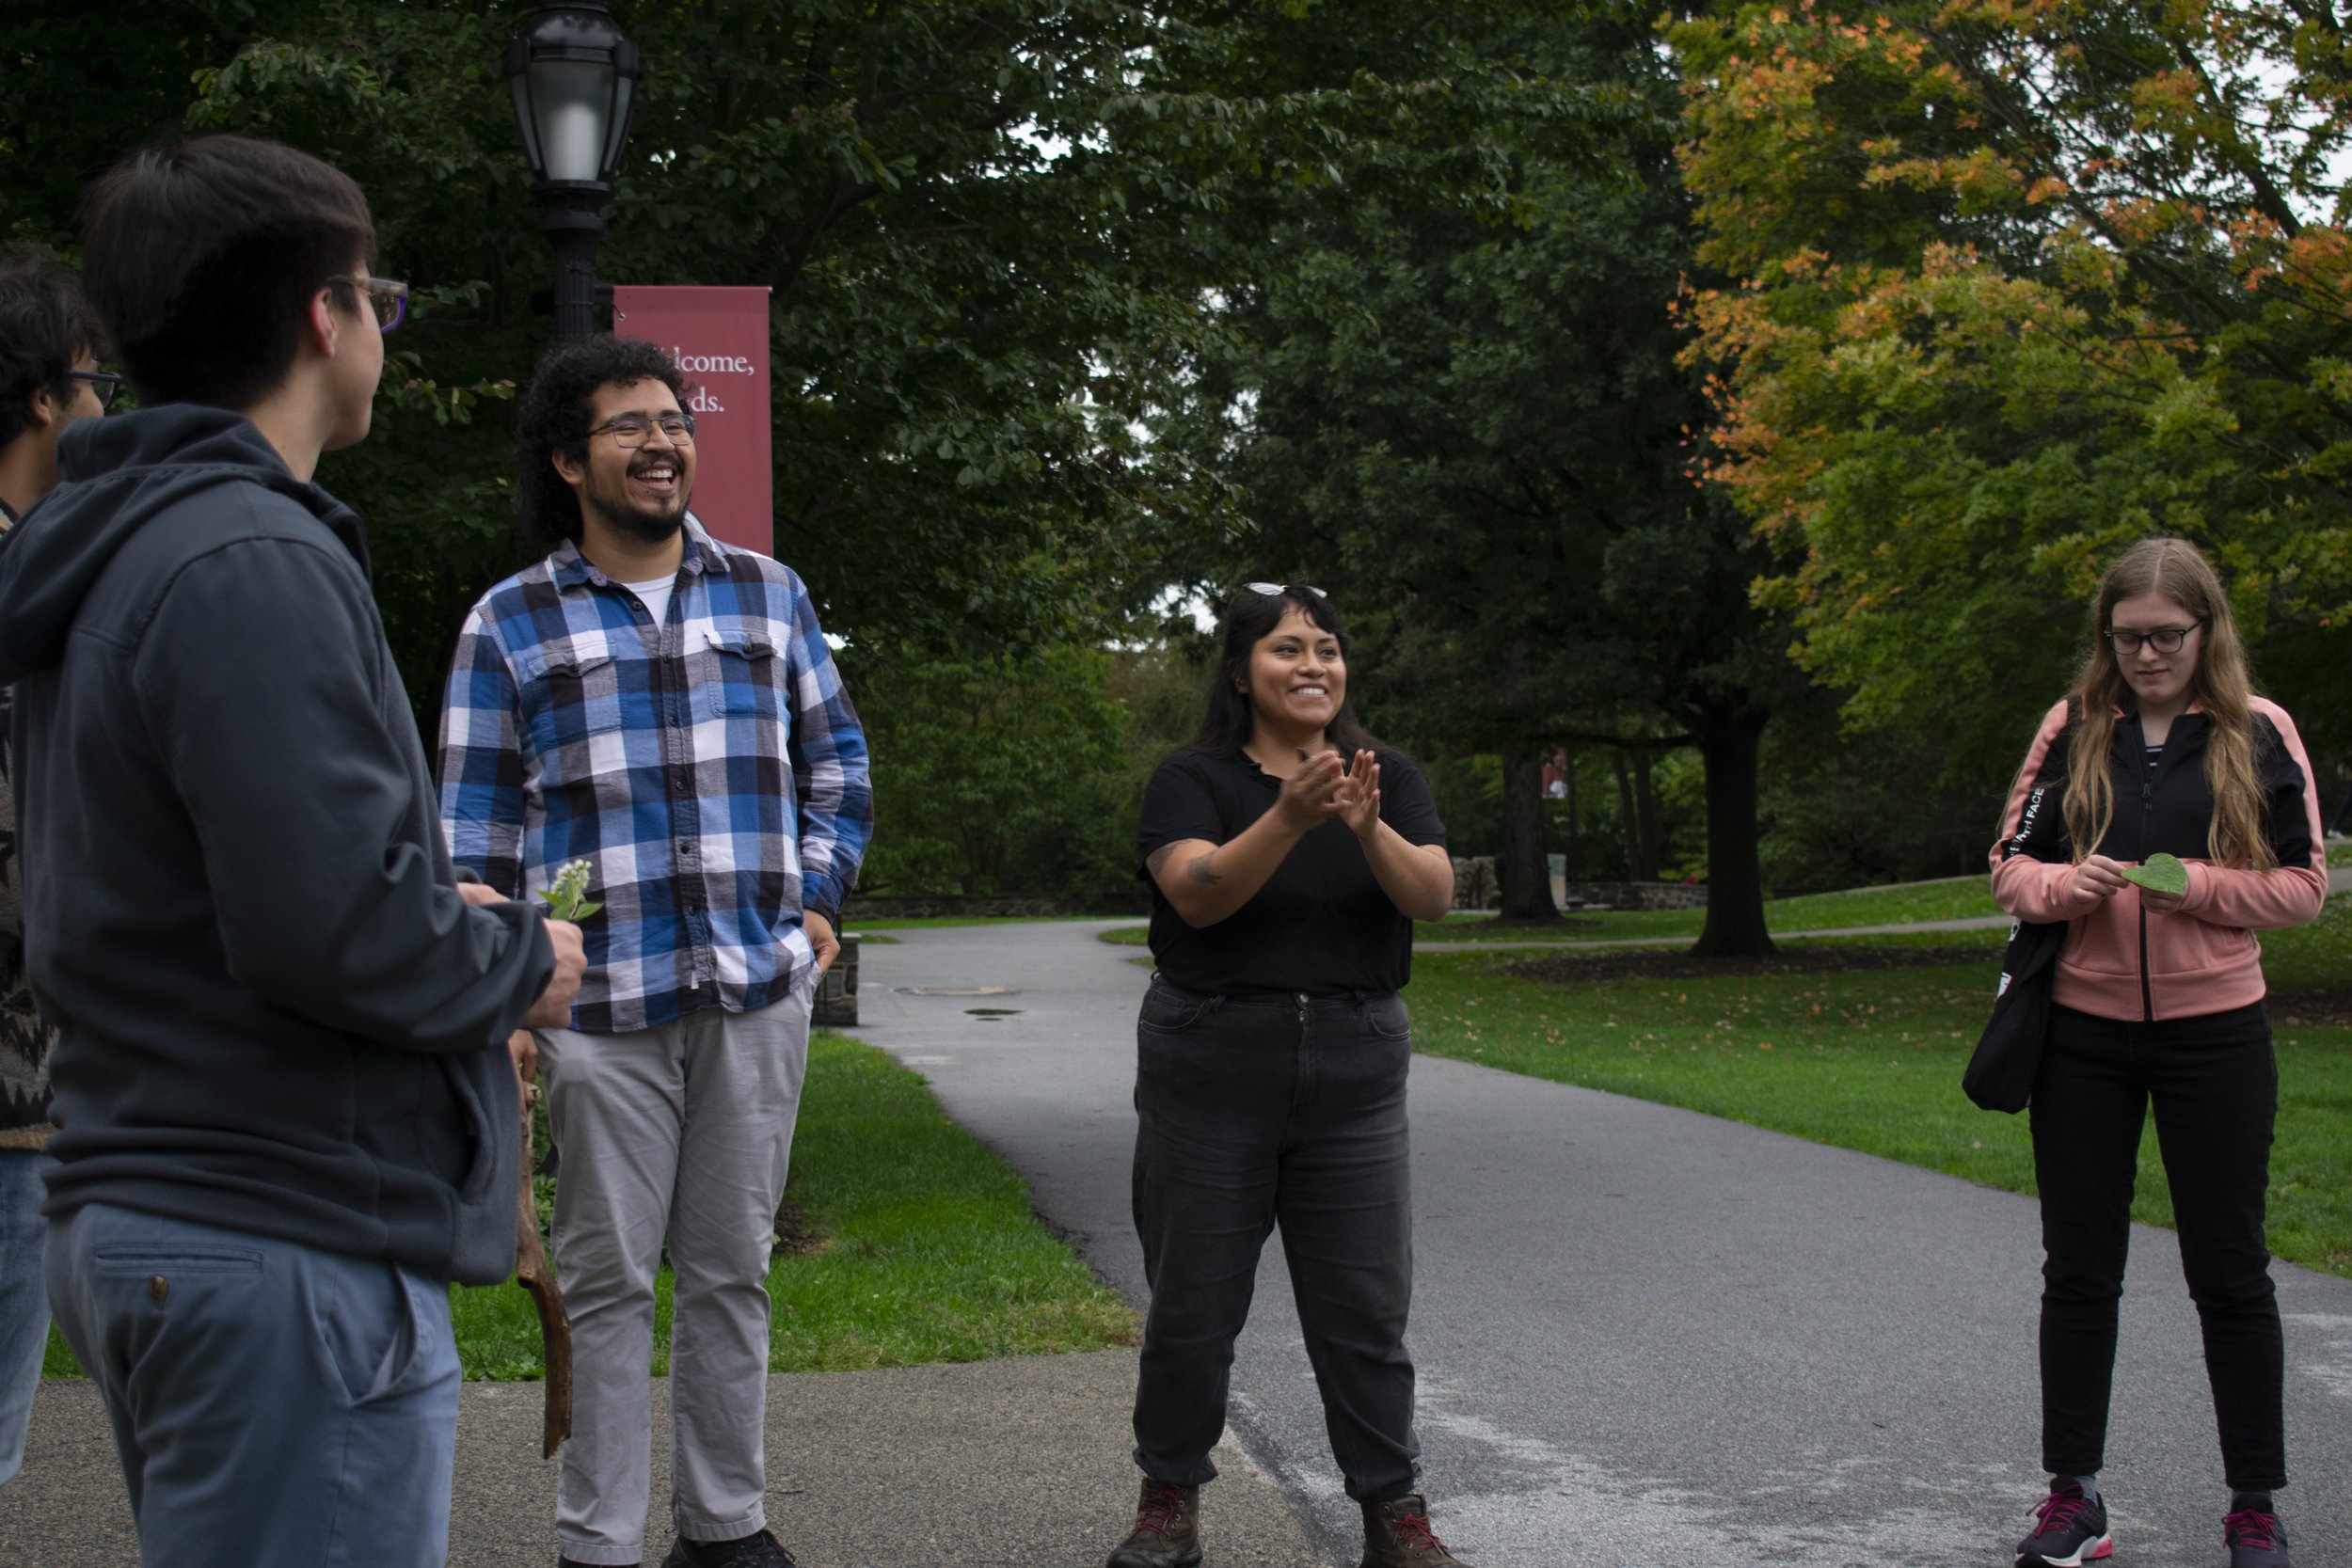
top-left (2031, 1001), bottom-right (2284, 1490)
top-left (1129, 976), bottom-right (1420, 1499)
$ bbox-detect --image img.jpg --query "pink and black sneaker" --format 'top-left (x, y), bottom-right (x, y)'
top-left (2014, 1481), bottom-right (2112, 1568)
top-left (2224, 1507), bottom-right (2291, 1568)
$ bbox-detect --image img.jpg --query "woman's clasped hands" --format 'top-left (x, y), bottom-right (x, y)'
top-left (1276, 747), bottom-right (1384, 838)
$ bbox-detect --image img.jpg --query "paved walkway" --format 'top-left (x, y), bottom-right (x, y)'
top-left (0, 1349), bottom-right (1316, 1566)
top-left (856, 921), bottom-right (2352, 1567)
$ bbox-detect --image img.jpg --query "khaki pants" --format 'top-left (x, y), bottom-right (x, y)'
top-left (536, 990), bottom-right (813, 1564)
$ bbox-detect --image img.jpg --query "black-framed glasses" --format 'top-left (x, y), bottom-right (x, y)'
top-left (63, 370), bottom-right (121, 411)
top-left (587, 412), bottom-right (697, 448)
top-left (1244, 581), bottom-right (1327, 599)
top-left (2106, 620), bottom-right (2204, 657)
top-left (326, 274), bottom-right (408, 332)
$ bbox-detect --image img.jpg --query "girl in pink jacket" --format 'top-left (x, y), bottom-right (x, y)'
top-left (1991, 539), bottom-right (2325, 1568)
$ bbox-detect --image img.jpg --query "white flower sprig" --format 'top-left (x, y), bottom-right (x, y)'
top-left (534, 859), bottom-right (604, 922)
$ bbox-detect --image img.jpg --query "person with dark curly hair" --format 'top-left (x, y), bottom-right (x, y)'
top-left (0, 253), bottom-right (107, 1496)
top-left (440, 333), bottom-right (871, 1568)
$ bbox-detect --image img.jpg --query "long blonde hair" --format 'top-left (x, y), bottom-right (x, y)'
top-left (2063, 538), bottom-right (2274, 868)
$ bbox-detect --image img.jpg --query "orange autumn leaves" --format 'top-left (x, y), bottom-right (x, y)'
top-left (1663, 0), bottom-right (2352, 739)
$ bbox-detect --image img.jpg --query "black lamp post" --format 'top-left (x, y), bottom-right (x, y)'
top-left (506, 1), bottom-right (640, 341)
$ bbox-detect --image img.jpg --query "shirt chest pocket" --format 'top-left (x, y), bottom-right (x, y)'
top-left (519, 643), bottom-right (626, 789)
top-left (692, 628), bottom-right (787, 726)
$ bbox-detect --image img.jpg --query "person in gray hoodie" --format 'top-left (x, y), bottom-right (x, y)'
top-left (0, 135), bottom-right (585, 1568)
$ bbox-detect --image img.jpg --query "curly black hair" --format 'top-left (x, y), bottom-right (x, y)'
top-left (514, 334), bottom-right (687, 546)
top-left (0, 252), bottom-right (103, 449)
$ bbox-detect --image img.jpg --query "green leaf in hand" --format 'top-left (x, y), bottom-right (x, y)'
top-left (2119, 852), bottom-right (2189, 895)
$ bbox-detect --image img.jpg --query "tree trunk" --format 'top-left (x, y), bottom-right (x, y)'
top-left (1498, 743), bottom-right (1559, 921)
top-left (1632, 749), bottom-right (1662, 882)
top-left (1563, 750), bottom-right (1579, 891)
top-left (1613, 749), bottom-right (1663, 882)
top-left (1691, 710), bottom-right (1773, 958)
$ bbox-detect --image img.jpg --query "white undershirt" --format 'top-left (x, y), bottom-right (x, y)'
top-left (625, 575), bottom-right (675, 629)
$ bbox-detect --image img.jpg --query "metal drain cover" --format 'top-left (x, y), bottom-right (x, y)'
top-left (897, 985), bottom-right (1016, 997)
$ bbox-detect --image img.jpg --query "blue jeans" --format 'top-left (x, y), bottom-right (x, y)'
top-left (45, 1202), bottom-right (462, 1568)
top-left (0, 1149), bottom-right (48, 1488)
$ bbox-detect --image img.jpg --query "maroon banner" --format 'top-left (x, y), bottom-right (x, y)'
top-left (612, 285), bottom-right (773, 556)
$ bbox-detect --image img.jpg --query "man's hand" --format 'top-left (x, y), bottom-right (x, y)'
top-left (806, 909), bottom-right (840, 975)
top-left (522, 919), bottom-right (586, 1029)
top-left (456, 880), bottom-right (508, 909)
top-left (506, 1028), bottom-right (538, 1085)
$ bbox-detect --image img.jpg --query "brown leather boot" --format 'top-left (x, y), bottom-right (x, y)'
top-left (1106, 1477), bottom-right (1201, 1568)
top-left (1359, 1493), bottom-right (1473, 1568)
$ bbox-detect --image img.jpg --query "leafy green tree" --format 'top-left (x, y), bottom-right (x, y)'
top-left (1671, 0), bottom-right (2352, 790)
top-left (0, 0), bottom-right (1226, 729)
top-left (1146, 3), bottom-right (1800, 951)
top-left (853, 644), bottom-right (1132, 899)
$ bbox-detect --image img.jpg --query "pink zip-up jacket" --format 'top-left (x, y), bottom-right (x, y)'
top-left (1990, 695), bottom-right (2328, 1022)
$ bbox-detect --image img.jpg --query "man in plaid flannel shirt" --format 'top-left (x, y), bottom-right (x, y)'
top-left (438, 336), bottom-right (871, 1568)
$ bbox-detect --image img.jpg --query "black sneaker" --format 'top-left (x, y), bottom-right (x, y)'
top-left (2225, 1508), bottom-right (2291, 1568)
top-left (660, 1529), bottom-right (795, 1568)
top-left (2014, 1481), bottom-right (2112, 1567)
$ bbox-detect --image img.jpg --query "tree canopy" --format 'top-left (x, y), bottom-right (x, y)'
top-left (1672, 0), bottom-right (2352, 781)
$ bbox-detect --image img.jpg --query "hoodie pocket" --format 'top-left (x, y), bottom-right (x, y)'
top-left (434, 1053), bottom-right (505, 1206)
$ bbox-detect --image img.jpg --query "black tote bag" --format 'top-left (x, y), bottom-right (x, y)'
top-left (1963, 916), bottom-right (2068, 1114)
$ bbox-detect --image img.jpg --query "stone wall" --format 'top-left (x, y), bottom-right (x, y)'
top-left (1566, 880), bottom-right (1708, 911)
top-left (1450, 857), bottom-right (1708, 912)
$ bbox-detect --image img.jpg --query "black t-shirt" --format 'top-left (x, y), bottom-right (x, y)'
top-left (1136, 746), bottom-right (1447, 996)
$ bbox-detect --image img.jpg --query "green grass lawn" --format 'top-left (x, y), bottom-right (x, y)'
top-left (1406, 901), bottom-right (2352, 1278)
top-left (1409, 876), bottom-right (2004, 943)
top-left (1102, 879), bottom-right (2004, 950)
top-left (46, 1032), bottom-right (1137, 1379)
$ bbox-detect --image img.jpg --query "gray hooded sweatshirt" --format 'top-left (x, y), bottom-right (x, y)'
top-left (0, 405), bottom-right (550, 1284)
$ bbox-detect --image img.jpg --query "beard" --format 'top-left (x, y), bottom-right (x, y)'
top-left (582, 457), bottom-right (690, 544)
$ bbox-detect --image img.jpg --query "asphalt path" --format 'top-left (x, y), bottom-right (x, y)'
top-left (856, 920), bottom-right (2352, 1568)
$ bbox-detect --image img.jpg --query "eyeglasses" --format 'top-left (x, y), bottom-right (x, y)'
top-left (326, 275), bottom-right (408, 332)
top-left (63, 370), bottom-right (121, 411)
top-left (2106, 621), bottom-right (2204, 657)
top-left (1243, 582), bottom-right (1327, 599)
top-left (586, 412), bottom-right (697, 448)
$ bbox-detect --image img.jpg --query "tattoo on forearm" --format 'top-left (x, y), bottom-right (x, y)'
top-left (1147, 844), bottom-right (1177, 876)
top-left (1185, 849), bottom-right (1223, 885)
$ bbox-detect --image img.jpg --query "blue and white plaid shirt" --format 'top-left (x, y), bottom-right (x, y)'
top-left (437, 518), bottom-right (872, 1034)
